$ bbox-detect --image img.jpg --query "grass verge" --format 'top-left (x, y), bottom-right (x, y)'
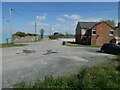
top-left (0, 43), bottom-right (26, 48)
top-left (63, 41), bottom-right (100, 48)
top-left (13, 56), bottom-right (120, 89)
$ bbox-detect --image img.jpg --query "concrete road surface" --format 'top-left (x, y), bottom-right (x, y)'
top-left (2, 38), bottom-right (114, 88)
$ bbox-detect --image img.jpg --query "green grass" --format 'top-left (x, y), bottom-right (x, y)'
top-left (112, 55), bottom-right (120, 62)
top-left (0, 43), bottom-right (26, 48)
top-left (65, 42), bottom-right (80, 47)
top-left (13, 58), bottom-right (120, 89)
top-left (64, 41), bottom-right (100, 48)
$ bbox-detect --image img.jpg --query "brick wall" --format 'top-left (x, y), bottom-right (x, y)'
top-left (75, 34), bottom-right (82, 43)
top-left (91, 22), bottom-right (115, 46)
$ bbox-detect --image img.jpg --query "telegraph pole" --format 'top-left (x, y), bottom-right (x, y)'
top-left (35, 22), bottom-right (37, 41)
top-left (9, 8), bottom-right (13, 43)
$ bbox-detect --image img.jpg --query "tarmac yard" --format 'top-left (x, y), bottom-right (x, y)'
top-left (2, 39), bottom-right (114, 88)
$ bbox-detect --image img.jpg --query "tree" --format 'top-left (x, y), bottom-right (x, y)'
top-left (15, 32), bottom-right (27, 37)
top-left (53, 32), bottom-right (59, 35)
top-left (40, 29), bottom-right (44, 38)
top-left (102, 20), bottom-right (116, 27)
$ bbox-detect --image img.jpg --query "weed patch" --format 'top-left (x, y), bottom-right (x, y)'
top-left (0, 43), bottom-right (26, 48)
top-left (13, 63), bottom-right (120, 89)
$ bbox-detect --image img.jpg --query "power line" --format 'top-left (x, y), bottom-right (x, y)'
top-left (11, 7), bottom-right (118, 21)
top-left (13, 11), bottom-right (32, 21)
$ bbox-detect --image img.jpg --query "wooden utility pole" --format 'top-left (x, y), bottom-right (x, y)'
top-left (9, 8), bottom-right (13, 43)
top-left (35, 22), bottom-right (37, 41)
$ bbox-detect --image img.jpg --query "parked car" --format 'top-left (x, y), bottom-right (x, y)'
top-left (100, 43), bottom-right (120, 55)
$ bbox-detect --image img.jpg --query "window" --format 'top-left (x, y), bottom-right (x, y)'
top-left (81, 29), bottom-right (86, 35)
top-left (92, 29), bottom-right (96, 35)
top-left (110, 30), bottom-right (114, 36)
top-left (93, 31), bottom-right (96, 34)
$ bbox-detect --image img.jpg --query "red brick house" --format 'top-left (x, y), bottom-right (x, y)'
top-left (75, 21), bottom-right (115, 46)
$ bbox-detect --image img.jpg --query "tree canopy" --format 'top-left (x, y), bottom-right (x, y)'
top-left (40, 29), bottom-right (44, 38)
top-left (102, 20), bottom-right (116, 27)
top-left (14, 32), bottom-right (37, 37)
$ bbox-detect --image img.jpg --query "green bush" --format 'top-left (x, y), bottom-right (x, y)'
top-left (49, 35), bottom-right (58, 39)
top-left (15, 32), bottom-right (27, 37)
top-left (15, 32), bottom-right (37, 37)
top-left (49, 32), bottom-right (75, 38)
top-left (27, 33), bottom-right (36, 36)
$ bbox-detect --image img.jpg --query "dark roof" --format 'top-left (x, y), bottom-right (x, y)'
top-left (78, 22), bottom-right (98, 29)
top-left (78, 21), bottom-right (115, 30)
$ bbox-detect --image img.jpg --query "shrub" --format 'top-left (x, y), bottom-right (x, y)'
top-left (15, 32), bottom-right (27, 37)
top-left (15, 32), bottom-right (37, 37)
top-left (50, 32), bottom-right (75, 38)
top-left (27, 33), bottom-right (36, 36)
top-left (49, 35), bottom-right (58, 39)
